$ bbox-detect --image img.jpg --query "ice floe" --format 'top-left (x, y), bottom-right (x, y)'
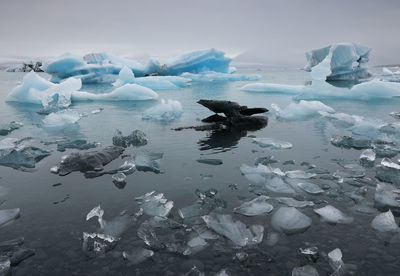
top-left (314, 205), bottom-right (353, 224)
top-left (271, 100), bottom-right (334, 121)
top-left (252, 138), bottom-right (293, 150)
top-left (42, 109), bottom-right (81, 127)
top-left (371, 210), bottom-right (399, 233)
top-left (132, 151), bottom-right (163, 173)
top-left (271, 207), bottom-right (312, 234)
top-left (233, 196), bottom-right (273, 216)
top-left (142, 99), bottom-right (183, 122)
top-left (375, 158), bottom-right (400, 186)
top-left (0, 208), bottom-right (20, 227)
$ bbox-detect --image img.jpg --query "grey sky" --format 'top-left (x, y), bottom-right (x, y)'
top-left (0, 0), bottom-right (399, 66)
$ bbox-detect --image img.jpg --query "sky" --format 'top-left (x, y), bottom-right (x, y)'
top-left (0, 0), bottom-right (399, 67)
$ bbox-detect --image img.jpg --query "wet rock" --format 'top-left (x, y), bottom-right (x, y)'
top-left (51, 146), bottom-right (124, 175)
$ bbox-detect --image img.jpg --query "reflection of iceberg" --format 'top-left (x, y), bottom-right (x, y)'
top-left (304, 42), bottom-right (371, 81)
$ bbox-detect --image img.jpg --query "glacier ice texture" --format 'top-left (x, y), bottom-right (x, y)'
top-left (271, 207), bottom-right (312, 234)
top-left (233, 196), bottom-right (273, 216)
top-left (314, 205), bottom-right (353, 224)
top-left (252, 138), bottom-right (293, 150)
top-left (371, 210), bottom-right (399, 233)
top-left (270, 100), bottom-right (335, 121)
top-left (142, 99), bottom-right (183, 122)
top-left (135, 191), bottom-right (173, 217)
top-left (42, 109), bottom-right (81, 127)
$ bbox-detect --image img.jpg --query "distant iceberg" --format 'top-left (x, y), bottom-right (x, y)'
top-left (181, 71), bottom-right (260, 82)
top-left (379, 67), bottom-right (400, 82)
top-left (304, 42), bottom-right (371, 81)
top-left (241, 83), bottom-right (303, 94)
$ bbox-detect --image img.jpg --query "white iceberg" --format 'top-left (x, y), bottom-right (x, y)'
top-left (271, 100), bottom-right (335, 121)
top-left (42, 109), bottom-right (81, 127)
top-left (202, 213), bottom-right (264, 247)
top-left (313, 205), bottom-right (353, 224)
top-left (233, 196), bottom-right (273, 216)
top-left (271, 207), bottom-right (312, 234)
top-left (142, 99), bottom-right (183, 122)
top-left (304, 42), bottom-right (371, 81)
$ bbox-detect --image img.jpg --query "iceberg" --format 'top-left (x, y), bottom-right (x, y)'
top-left (181, 71), bottom-right (259, 82)
top-left (233, 196), bottom-right (273, 216)
top-left (313, 205), bottom-right (353, 224)
top-left (112, 66), bottom-right (135, 87)
top-left (371, 210), bottom-right (399, 233)
top-left (304, 43), bottom-right (371, 81)
top-left (0, 208), bottom-right (20, 227)
top-left (252, 138), bottom-right (293, 150)
top-left (380, 67), bottom-right (400, 82)
top-left (142, 99), bottom-right (183, 122)
top-left (271, 207), bottom-right (312, 234)
top-left (202, 213), bottom-right (264, 247)
top-left (270, 100), bottom-right (335, 121)
top-left (42, 109), bottom-right (81, 127)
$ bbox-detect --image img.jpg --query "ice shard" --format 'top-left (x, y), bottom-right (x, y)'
top-left (271, 207), bottom-right (312, 234)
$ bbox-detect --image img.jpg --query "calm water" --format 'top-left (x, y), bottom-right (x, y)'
top-left (0, 68), bottom-right (399, 275)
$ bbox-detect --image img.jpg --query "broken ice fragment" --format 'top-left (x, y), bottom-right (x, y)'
top-left (299, 246), bottom-right (319, 262)
top-left (86, 205), bottom-right (106, 229)
top-left (112, 129), bottom-right (148, 148)
top-left (0, 208), bottom-right (20, 227)
top-left (142, 99), bottom-right (183, 122)
top-left (202, 213), bottom-right (264, 247)
top-left (133, 151), bottom-right (163, 173)
top-left (271, 100), bottom-right (334, 121)
top-left (255, 155), bottom-right (278, 165)
top-left (374, 183), bottom-right (400, 210)
top-left (112, 172), bottom-right (126, 184)
top-left (359, 149), bottom-right (375, 167)
top-left (313, 205), bottom-right (353, 224)
top-left (296, 182), bottom-right (324, 195)
top-left (252, 138), bottom-right (293, 150)
top-left (196, 158), bottom-right (223, 165)
top-left (137, 221), bottom-right (164, 250)
top-left (122, 248), bottom-right (154, 265)
top-left (292, 265), bottom-right (319, 276)
top-left (0, 121), bottom-right (23, 136)
top-left (375, 158), bottom-right (400, 186)
top-left (233, 196), bottom-right (273, 216)
top-left (371, 210), bottom-right (399, 233)
top-left (135, 191), bottom-right (173, 217)
top-left (331, 136), bottom-right (371, 149)
top-left (286, 170), bottom-right (316, 179)
top-left (0, 256), bottom-right (10, 276)
top-left (42, 109), bottom-right (81, 127)
top-left (328, 248), bottom-right (346, 276)
top-left (275, 197), bottom-right (315, 208)
top-left (271, 207), bottom-right (312, 234)
top-left (50, 139), bottom-right (98, 152)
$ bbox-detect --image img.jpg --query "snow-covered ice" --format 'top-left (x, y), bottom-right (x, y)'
top-left (142, 99), bottom-right (183, 122)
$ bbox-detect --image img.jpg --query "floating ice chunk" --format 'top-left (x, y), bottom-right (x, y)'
top-left (252, 138), bottom-right (293, 150)
top-left (112, 66), bottom-right (135, 87)
top-left (331, 136), bottom-right (371, 149)
top-left (196, 158), bottom-right (223, 165)
top-left (42, 53), bottom-right (86, 79)
top-left (0, 257), bottom-right (10, 275)
top-left (134, 76), bottom-right (191, 90)
top-left (271, 207), bottom-right (312, 234)
top-left (47, 139), bottom-right (97, 152)
top-left (112, 129), bottom-right (148, 148)
top-left (371, 210), bottom-right (399, 233)
top-left (240, 83), bottom-right (303, 94)
top-left (379, 67), bottom-right (400, 82)
top-left (142, 99), bottom-right (183, 122)
top-left (376, 158), bottom-right (400, 186)
top-left (137, 221), bottom-right (164, 250)
top-left (0, 121), bottom-right (23, 136)
top-left (314, 205), bottom-right (353, 224)
top-left (0, 208), bottom-right (20, 227)
top-left (328, 248), bottom-right (346, 276)
top-left (270, 100), bottom-right (335, 121)
top-left (132, 151), bottom-right (163, 173)
top-left (86, 205), bottom-right (105, 228)
top-left (202, 213), bottom-right (264, 247)
top-left (296, 182), bottom-right (324, 195)
top-left (373, 141), bottom-right (400, 158)
top-left (135, 191), bottom-right (173, 217)
top-left (360, 149), bottom-right (375, 167)
top-left (164, 48), bottom-right (232, 75)
top-left (181, 71), bottom-right (259, 82)
top-left (42, 109), bottom-right (81, 127)
top-left (304, 43), bottom-right (371, 81)
top-left (112, 172), bottom-right (126, 184)
top-left (0, 138), bottom-right (50, 169)
top-left (233, 196), bottom-right (273, 216)
top-left (292, 265), bottom-right (319, 276)
top-left (285, 170), bottom-right (316, 179)
top-left (374, 183), bottom-right (400, 210)
top-left (275, 197), bottom-right (315, 208)
top-left (122, 248), bottom-right (154, 265)
top-left (215, 269), bottom-right (229, 276)
top-left (72, 83), bottom-right (158, 102)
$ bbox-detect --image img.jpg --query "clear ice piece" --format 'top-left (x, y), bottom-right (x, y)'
top-left (314, 205), bottom-right (353, 224)
top-left (233, 196), bottom-right (273, 216)
top-left (271, 207), bottom-right (312, 234)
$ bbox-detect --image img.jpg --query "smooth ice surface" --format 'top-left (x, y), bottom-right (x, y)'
top-left (132, 151), bottom-right (163, 173)
top-left (42, 109), bottom-right (81, 127)
top-left (252, 138), bottom-right (293, 150)
top-left (181, 71), bottom-right (259, 82)
top-left (271, 100), bottom-right (335, 121)
top-left (374, 183), bottom-right (400, 210)
top-left (271, 207), bottom-right (312, 234)
top-left (371, 210), bottom-right (399, 233)
top-left (285, 170), bottom-right (316, 179)
top-left (72, 84), bottom-right (158, 102)
top-left (135, 191), bottom-right (173, 217)
top-left (275, 197), bottom-right (315, 208)
top-left (202, 213), bottom-right (264, 247)
top-left (233, 196), bottom-right (273, 216)
top-left (296, 182), bottom-right (324, 195)
top-left (314, 205), bottom-right (353, 224)
top-left (304, 43), bottom-right (371, 81)
top-left (142, 99), bottom-right (183, 122)
top-left (0, 208), bottom-right (20, 227)
top-left (240, 83), bottom-right (303, 94)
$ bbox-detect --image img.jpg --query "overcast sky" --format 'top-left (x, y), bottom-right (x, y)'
top-left (0, 0), bottom-right (399, 66)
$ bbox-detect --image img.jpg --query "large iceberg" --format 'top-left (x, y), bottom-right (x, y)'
top-left (304, 42), bottom-right (371, 81)
top-left (181, 71), bottom-right (259, 82)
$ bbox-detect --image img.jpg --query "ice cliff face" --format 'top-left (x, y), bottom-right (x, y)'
top-left (304, 43), bottom-right (371, 81)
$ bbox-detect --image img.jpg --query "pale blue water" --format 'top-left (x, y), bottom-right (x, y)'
top-left (0, 68), bottom-right (399, 275)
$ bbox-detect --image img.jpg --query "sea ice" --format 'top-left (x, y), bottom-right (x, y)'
top-left (274, 197), bottom-right (315, 208)
top-left (328, 248), bottom-right (346, 276)
top-left (0, 121), bottom-right (23, 136)
top-left (296, 182), bottom-right (324, 195)
top-left (42, 109), bottom-right (81, 127)
top-left (181, 71), bottom-right (259, 82)
top-left (374, 183), bottom-right (400, 210)
top-left (285, 170), bottom-right (316, 179)
top-left (0, 208), bottom-right (20, 227)
top-left (271, 207), bottom-right (312, 234)
top-left (233, 196), bottom-right (273, 216)
top-left (202, 213), bottom-right (264, 247)
top-left (292, 265), bottom-right (319, 276)
top-left (375, 158), bottom-right (400, 186)
top-left (122, 248), bottom-right (154, 265)
top-left (135, 191), bottom-right (173, 217)
top-left (270, 100), bottom-right (334, 121)
top-left (359, 149), bottom-right (376, 167)
top-left (313, 205), bottom-right (353, 224)
top-left (304, 43), bottom-right (371, 81)
top-left (371, 210), bottom-right (399, 233)
top-left (142, 99), bottom-right (183, 122)
top-left (252, 138), bottom-right (293, 150)
top-left (330, 136), bottom-right (371, 149)
top-left (132, 151), bottom-right (163, 173)
top-left (240, 83), bottom-right (303, 94)
top-left (112, 129), bottom-right (148, 148)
